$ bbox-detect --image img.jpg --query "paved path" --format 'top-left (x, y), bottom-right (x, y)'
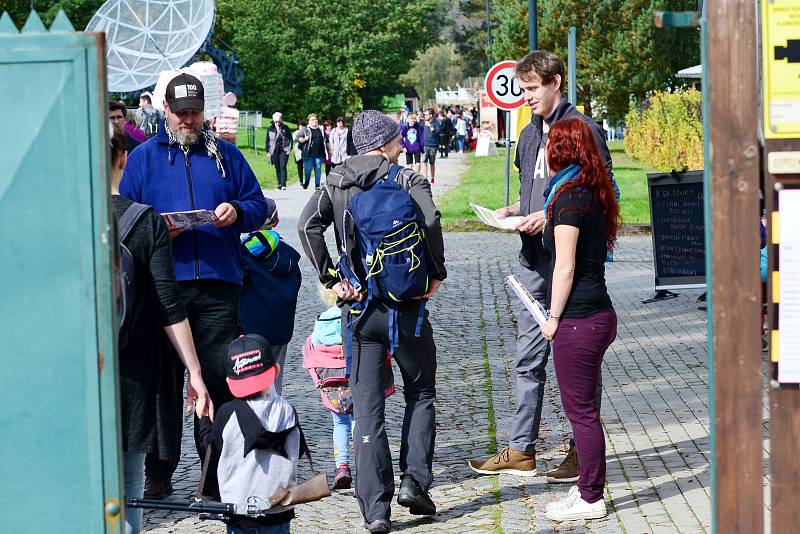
top-left (142, 153), bottom-right (712, 533)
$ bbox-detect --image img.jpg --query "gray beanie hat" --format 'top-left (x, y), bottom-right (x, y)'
top-left (352, 110), bottom-right (401, 155)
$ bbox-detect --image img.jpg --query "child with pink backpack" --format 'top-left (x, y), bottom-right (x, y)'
top-left (302, 289), bottom-right (395, 489)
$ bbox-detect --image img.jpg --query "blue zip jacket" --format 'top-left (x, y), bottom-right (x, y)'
top-left (120, 127), bottom-right (269, 285)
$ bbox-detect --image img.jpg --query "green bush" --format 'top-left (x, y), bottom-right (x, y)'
top-left (624, 89), bottom-right (703, 170)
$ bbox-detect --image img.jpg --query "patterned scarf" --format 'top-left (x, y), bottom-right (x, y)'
top-left (542, 163), bottom-right (582, 219)
top-left (165, 120), bottom-right (226, 179)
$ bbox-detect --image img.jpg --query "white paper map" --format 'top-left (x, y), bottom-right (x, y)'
top-left (506, 275), bottom-right (549, 326)
top-left (162, 209), bottom-right (217, 229)
top-left (470, 203), bottom-right (524, 231)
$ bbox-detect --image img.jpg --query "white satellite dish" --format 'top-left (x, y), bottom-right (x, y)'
top-left (86, 0), bottom-right (216, 93)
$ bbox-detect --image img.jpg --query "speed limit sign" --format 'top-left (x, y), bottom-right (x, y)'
top-left (484, 60), bottom-right (525, 110)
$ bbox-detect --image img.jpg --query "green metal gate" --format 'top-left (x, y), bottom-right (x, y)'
top-left (0, 10), bottom-right (122, 532)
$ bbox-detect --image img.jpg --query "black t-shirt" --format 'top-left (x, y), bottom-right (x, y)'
top-left (307, 127), bottom-right (326, 157)
top-left (274, 128), bottom-right (285, 153)
top-left (112, 195), bottom-right (186, 453)
top-left (542, 188), bottom-right (612, 319)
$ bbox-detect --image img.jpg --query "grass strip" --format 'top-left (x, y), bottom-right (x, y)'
top-left (437, 140), bottom-right (657, 230)
top-left (477, 258), bottom-right (503, 532)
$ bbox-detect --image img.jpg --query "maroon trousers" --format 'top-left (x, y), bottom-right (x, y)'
top-left (552, 307), bottom-right (617, 503)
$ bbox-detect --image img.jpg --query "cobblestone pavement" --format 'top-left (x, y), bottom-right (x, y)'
top-left (143, 153), bottom-right (712, 533)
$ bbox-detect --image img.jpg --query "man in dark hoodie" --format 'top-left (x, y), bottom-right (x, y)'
top-left (297, 110), bottom-right (446, 533)
top-left (468, 51), bottom-right (617, 484)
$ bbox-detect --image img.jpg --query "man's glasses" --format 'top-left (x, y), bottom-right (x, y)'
top-left (110, 115), bottom-right (125, 122)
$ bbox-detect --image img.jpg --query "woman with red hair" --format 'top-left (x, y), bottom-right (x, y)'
top-left (540, 117), bottom-right (620, 521)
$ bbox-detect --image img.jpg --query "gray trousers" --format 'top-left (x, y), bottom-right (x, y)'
top-left (509, 265), bottom-right (552, 452)
top-left (509, 265), bottom-right (602, 452)
top-left (351, 301), bottom-right (437, 522)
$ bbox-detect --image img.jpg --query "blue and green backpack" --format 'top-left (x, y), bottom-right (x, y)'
top-left (337, 164), bottom-right (431, 373)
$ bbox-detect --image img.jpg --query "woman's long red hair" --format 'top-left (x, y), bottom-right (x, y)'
top-left (546, 117), bottom-right (621, 247)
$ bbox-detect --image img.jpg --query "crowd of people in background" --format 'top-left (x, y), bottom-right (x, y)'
top-left (270, 105), bottom-right (481, 191)
top-left (113, 91), bottom-right (483, 196)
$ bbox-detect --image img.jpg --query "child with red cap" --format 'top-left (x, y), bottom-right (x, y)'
top-left (199, 334), bottom-right (305, 534)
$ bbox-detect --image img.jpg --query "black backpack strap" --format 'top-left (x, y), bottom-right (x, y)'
top-left (247, 230), bottom-right (277, 260)
top-left (118, 202), bottom-right (151, 242)
top-left (195, 446), bottom-right (213, 500)
top-left (292, 407), bottom-right (316, 473)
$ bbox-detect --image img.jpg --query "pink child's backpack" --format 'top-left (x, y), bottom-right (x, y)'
top-left (301, 336), bottom-right (395, 414)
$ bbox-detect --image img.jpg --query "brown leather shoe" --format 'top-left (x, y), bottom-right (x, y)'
top-left (545, 444), bottom-right (579, 483)
top-left (143, 476), bottom-right (173, 499)
top-left (467, 447), bottom-right (537, 476)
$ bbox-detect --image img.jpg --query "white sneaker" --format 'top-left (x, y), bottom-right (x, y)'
top-left (545, 486), bottom-right (579, 514)
top-left (545, 494), bottom-right (607, 521)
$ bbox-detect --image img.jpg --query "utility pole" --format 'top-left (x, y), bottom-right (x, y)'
top-left (568, 27), bottom-right (576, 104)
top-left (528, 0), bottom-right (537, 50)
top-left (485, 0), bottom-right (493, 69)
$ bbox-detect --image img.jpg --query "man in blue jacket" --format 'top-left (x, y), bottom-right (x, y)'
top-left (120, 72), bottom-right (271, 498)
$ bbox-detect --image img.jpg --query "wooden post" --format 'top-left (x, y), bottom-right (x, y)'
top-left (707, 0), bottom-right (763, 532)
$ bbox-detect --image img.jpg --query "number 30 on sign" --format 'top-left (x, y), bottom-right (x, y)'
top-left (484, 60), bottom-right (525, 111)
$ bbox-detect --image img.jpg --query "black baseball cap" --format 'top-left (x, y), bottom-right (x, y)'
top-left (165, 73), bottom-right (205, 112)
top-left (225, 334), bottom-right (277, 398)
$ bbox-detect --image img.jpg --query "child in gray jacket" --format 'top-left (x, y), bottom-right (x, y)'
top-left (199, 334), bottom-right (302, 533)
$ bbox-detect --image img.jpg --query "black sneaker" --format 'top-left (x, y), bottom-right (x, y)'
top-left (397, 476), bottom-right (436, 516)
top-left (364, 518), bottom-right (391, 532)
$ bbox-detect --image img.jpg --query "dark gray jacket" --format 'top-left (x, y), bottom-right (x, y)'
top-left (514, 97), bottom-right (615, 270)
top-left (266, 123), bottom-right (293, 156)
top-left (297, 155), bottom-right (447, 288)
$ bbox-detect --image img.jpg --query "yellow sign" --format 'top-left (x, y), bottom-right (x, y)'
top-left (515, 105), bottom-right (531, 164)
top-left (763, 0), bottom-right (800, 139)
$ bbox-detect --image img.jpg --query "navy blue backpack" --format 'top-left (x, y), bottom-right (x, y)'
top-left (337, 164), bottom-right (431, 373)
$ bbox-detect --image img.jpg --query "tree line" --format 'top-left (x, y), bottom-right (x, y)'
top-left (9, 0), bottom-right (699, 123)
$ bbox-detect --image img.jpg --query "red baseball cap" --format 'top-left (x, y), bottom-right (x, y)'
top-left (225, 335), bottom-right (277, 398)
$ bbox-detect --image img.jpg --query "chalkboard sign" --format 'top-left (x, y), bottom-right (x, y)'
top-left (647, 170), bottom-right (707, 290)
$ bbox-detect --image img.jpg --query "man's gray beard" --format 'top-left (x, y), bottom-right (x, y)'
top-left (175, 128), bottom-right (202, 146)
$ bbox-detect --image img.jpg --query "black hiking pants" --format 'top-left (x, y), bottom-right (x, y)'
top-left (146, 280), bottom-right (240, 495)
top-left (271, 151), bottom-right (289, 188)
top-left (351, 300), bottom-right (437, 522)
